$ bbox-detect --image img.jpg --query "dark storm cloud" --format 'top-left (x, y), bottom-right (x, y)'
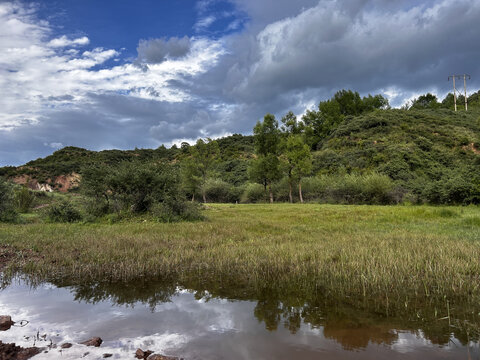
top-left (220, 0), bottom-right (480, 107)
top-left (136, 36), bottom-right (191, 64)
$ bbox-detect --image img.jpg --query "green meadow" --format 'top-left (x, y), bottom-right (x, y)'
top-left (2, 204), bottom-right (480, 322)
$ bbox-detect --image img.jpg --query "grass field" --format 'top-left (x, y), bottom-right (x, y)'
top-left (1, 204), bottom-right (480, 320)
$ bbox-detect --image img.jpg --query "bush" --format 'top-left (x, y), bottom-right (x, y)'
top-left (14, 186), bottom-right (35, 213)
top-left (152, 198), bottom-right (204, 222)
top-left (285, 173), bottom-right (397, 204)
top-left (81, 161), bottom-right (205, 222)
top-left (46, 200), bottom-right (82, 223)
top-left (301, 176), bottom-right (329, 202)
top-left (0, 178), bottom-right (17, 222)
top-left (203, 178), bottom-right (235, 203)
top-left (423, 174), bottom-right (476, 205)
top-left (241, 183), bottom-right (266, 203)
top-left (83, 197), bottom-right (110, 218)
top-left (328, 173), bottom-right (395, 204)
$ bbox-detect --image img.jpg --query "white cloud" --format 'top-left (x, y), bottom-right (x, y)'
top-left (194, 15), bottom-right (216, 32)
top-left (0, 2), bottom-right (226, 133)
top-left (48, 35), bottom-right (89, 48)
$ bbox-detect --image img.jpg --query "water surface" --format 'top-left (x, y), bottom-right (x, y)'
top-left (0, 277), bottom-right (477, 359)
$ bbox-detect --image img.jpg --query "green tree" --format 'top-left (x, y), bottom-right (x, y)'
top-left (250, 114), bottom-right (282, 203)
top-left (181, 157), bottom-right (202, 202)
top-left (0, 178), bottom-right (17, 222)
top-left (409, 93), bottom-right (439, 109)
top-left (188, 138), bottom-right (219, 203)
top-left (281, 111), bottom-right (304, 135)
top-left (285, 135), bottom-right (312, 203)
top-left (302, 90), bottom-right (389, 149)
top-left (280, 112), bottom-right (312, 203)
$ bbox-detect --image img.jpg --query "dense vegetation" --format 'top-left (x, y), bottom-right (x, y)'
top-left (1, 89), bottom-right (480, 214)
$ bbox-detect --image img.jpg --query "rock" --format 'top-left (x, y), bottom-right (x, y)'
top-left (147, 355), bottom-right (179, 360)
top-left (61, 342), bottom-right (73, 349)
top-left (136, 348), bottom-right (153, 359)
top-left (0, 341), bottom-right (40, 360)
top-left (0, 316), bottom-right (14, 331)
top-left (80, 337), bottom-right (102, 347)
top-left (103, 353), bottom-right (113, 358)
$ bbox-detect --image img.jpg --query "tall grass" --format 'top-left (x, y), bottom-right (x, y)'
top-left (1, 204), bottom-right (480, 319)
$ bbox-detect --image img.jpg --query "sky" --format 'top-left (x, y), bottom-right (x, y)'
top-left (1, 0), bottom-right (479, 166)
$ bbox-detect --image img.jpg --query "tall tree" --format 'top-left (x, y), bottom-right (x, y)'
top-left (181, 158), bottom-right (202, 202)
top-left (303, 90), bottom-right (389, 149)
top-left (281, 112), bottom-right (312, 203)
top-left (250, 114), bottom-right (282, 203)
top-left (285, 135), bottom-right (312, 203)
top-left (187, 138), bottom-right (219, 203)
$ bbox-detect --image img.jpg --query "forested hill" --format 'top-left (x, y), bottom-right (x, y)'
top-left (0, 134), bottom-right (255, 188)
top-left (2, 90), bottom-right (480, 204)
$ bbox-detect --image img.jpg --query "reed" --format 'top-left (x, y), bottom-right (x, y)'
top-left (1, 204), bottom-right (480, 316)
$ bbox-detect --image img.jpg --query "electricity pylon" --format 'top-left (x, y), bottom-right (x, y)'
top-left (448, 74), bottom-right (471, 111)
top-left (448, 75), bottom-right (461, 111)
top-left (463, 74), bottom-right (471, 111)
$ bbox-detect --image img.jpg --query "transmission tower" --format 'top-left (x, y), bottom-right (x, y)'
top-left (463, 74), bottom-right (471, 111)
top-left (448, 74), bottom-right (471, 111)
top-left (448, 75), bottom-right (461, 111)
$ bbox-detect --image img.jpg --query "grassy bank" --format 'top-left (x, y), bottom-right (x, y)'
top-left (1, 204), bottom-right (480, 317)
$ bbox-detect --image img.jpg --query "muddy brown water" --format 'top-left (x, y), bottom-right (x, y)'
top-left (0, 277), bottom-right (478, 359)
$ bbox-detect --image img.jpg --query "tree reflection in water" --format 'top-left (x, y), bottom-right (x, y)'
top-left (28, 276), bottom-right (478, 351)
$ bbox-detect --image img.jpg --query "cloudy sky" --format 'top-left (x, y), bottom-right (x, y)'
top-left (1, 0), bottom-right (479, 166)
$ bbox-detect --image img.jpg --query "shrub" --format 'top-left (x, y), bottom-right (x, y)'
top-left (203, 178), bottom-right (234, 203)
top-left (151, 198), bottom-right (204, 222)
top-left (81, 161), bottom-right (205, 221)
top-left (46, 200), bottom-right (82, 223)
top-left (0, 178), bottom-right (17, 222)
top-left (14, 186), bottom-right (35, 213)
top-left (288, 173), bottom-right (397, 204)
top-left (241, 183), bottom-right (266, 203)
top-left (329, 173), bottom-right (395, 204)
top-left (301, 176), bottom-right (329, 202)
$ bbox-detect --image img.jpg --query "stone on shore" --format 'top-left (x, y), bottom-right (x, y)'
top-left (0, 316), bottom-right (14, 331)
top-left (135, 348), bottom-right (154, 359)
top-left (147, 354), bottom-right (180, 360)
top-left (80, 337), bottom-right (103, 347)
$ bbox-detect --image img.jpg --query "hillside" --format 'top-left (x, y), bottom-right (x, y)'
top-left (0, 134), bottom-right (254, 192)
top-left (315, 108), bottom-right (480, 202)
top-left (1, 105), bottom-right (480, 204)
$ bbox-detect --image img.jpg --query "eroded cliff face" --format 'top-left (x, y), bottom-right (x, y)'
top-left (12, 173), bottom-right (80, 193)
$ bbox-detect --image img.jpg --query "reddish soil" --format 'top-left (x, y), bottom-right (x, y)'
top-left (12, 173), bottom-right (80, 193)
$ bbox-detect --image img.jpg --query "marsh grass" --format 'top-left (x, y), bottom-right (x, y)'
top-left (1, 204), bottom-right (480, 322)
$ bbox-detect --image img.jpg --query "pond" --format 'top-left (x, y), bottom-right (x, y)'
top-left (0, 277), bottom-right (478, 359)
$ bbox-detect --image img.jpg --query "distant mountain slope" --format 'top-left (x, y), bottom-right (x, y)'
top-left (0, 135), bottom-right (254, 191)
top-left (315, 108), bottom-right (480, 201)
top-left (1, 108), bottom-right (479, 202)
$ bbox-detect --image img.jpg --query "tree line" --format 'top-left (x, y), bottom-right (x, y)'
top-left (181, 90), bottom-right (390, 203)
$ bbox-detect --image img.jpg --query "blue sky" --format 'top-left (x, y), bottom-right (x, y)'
top-left (34, 0), bottom-right (244, 59)
top-left (1, 0), bottom-right (479, 166)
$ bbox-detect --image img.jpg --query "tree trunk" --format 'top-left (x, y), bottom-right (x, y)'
top-left (288, 180), bottom-right (293, 203)
top-left (202, 191), bottom-right (207, 203)
top-left (299, 180), bottom-right (304, 204)
top-left (263, 180), bottom-right (268, 202)
top-left (191, 193), bottom-right (195, 202)
top-left (268, 183), bottom-right (274, 203)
